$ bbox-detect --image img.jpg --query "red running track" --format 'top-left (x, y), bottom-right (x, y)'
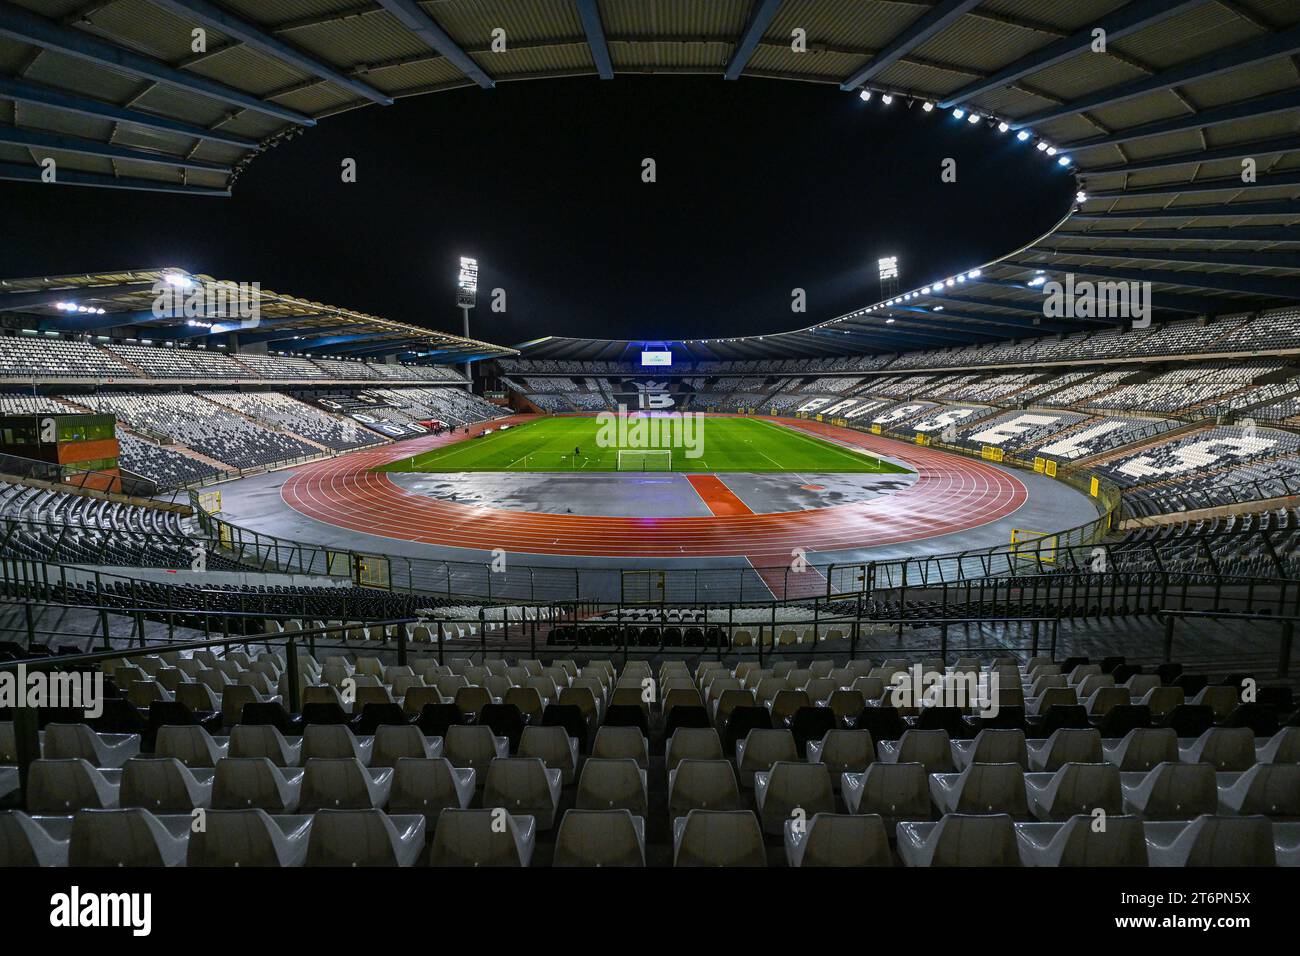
top-left (279, 415), bottom-right (1027, 560)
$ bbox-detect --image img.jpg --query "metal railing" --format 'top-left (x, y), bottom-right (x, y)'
top-left (1153, 608), bottom-right (1297, 677)
top-left (4, 417), bottom-right (1296, 611)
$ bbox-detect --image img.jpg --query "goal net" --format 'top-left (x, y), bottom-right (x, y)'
top-left (617, 449), bottom-right (672, 471)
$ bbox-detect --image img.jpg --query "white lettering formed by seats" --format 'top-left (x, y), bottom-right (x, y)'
top-left (969, 413), bottom-right (1060, 445)
top-left (914, 408), bottom-right (977, 432)
top-left (845, 402), bottom-right (885, 419)
top-left (1117, 436), bottom-right (1277, 480)
top-left (873, 404), bottom-right (925, 425)
top-left (1038, 420), bottom-right (1132, 459)
top-left (820, 399), bottom-right (859, 416)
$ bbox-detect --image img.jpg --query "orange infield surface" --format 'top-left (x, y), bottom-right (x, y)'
top-left (685, 474), bottom-right (754, 517)
top-left (279, 415), bottom-right (1027, 561)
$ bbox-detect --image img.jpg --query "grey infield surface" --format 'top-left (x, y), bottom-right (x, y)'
top-left (213, 460), bottom-right (1100, 587)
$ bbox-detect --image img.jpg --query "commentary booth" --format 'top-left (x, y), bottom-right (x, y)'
top-left (0, 412), bottom-right (124, 493)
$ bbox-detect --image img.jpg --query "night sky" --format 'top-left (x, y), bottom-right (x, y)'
top-left (0, 75), bottom-right (1075, 348)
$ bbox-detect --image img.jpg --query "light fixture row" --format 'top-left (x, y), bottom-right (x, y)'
top-left (857, 89), bottom-right (1075, 170)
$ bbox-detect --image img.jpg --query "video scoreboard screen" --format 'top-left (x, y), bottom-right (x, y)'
top-left (641, 350), bottom-right (672, 367)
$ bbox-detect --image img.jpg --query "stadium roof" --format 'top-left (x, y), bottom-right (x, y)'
top-left (1, 0), bottom-right (1297, 351)
top-left (0, 267), bottom-right (518, 361)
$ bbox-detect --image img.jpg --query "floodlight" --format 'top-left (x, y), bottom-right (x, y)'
top-left (456, 256), bottom-right (479, 309)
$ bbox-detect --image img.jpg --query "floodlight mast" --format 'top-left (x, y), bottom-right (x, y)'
top-left (457, 256), bottom-right (478, 389)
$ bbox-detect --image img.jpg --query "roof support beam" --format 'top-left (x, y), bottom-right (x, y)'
top-left (860, 315), bottom-right (1009, 338)
top-left (0, 76), bottom-right (260, 150)
top-left (1065, 89), bottom-right (1300, 151)
top-left (374, 0), bottom-right (494, 89)
top-left (288, 332), bottom-right (385, 350)
top-left (987, 269), bottom-right (1242, 314)
top-left (0, 1), bottom-right (314, 126)
top-left (317, 338), bottom-right (426, 355)
top-left (815, 326), bottom-right (968, 347)
top-left (890, 306), bottom-right (1073, 335)
top-left (1084, 169), bottom-right (1300, 199)
top-left (0, 123), bottom-right (232, 172)
top-left (1057, 226), bottom-right (1300, 242)
top-left (575, 0), bottom-right (613, 80)
top-left (940, 0), bottom-right (1203, 108)
top-left (0, 161), bottom-right (229, 195)
top-left (925, 287), bottom-right (1159, 321)
top-left (1071, 199), bottom-right (1300, 220)
top-left (919, 291), bottom-right (1051, 316)
top-left (154, 315), bottom-right (342, 341)
top-left (148, 0), bottom-right (393, 105)
top-left (34, 310), bottom-right (154, 332)
top-left (840, 0), bottom-right (982, 90)
top-left (1017, 24), bottom-right (1300, 127)
top-left (1086, 135), bottom-right (1300, 174)
top-left (726, 0), bottom-right (782, 81)
top-left (1015, 260), bottom-right (1300, 300)
top-left (1030, 244), bottom-right (1300, 271)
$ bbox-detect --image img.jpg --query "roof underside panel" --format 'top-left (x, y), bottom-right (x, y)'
top-left (0, 0), bottom-right (1294, 350)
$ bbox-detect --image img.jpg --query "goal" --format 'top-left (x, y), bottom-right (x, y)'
top-left (617, 449), bottom-right (672, 471)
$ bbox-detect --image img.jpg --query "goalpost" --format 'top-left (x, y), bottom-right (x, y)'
top-left (617, 449), bottom-right (672, 471)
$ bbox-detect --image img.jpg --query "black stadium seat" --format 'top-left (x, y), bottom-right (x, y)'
top-left (789, 707), bottom-right (837, 757)
top-left (480, 703), bottom-right (527, 752)
top-left (301, 703), bottom-right (350, 726)
top-left (1162, 704), bottom-right (1216, 738)
top-left (352, 703), bottom-right (409, 736)
top-left (722, 706), bottom-right (771, 755)
top-left (239, 701), bottom-right (302, 736)
top-left (853, 706), bottom-right (906, 741)
top-left (416, 704), bottom-right (465, 739)
top-left (541, 704), bottom-right (589, 753)
top-left (1097, 704), bottom-right (1152, 738)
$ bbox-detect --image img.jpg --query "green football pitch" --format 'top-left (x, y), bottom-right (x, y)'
top-left (375, 416), bottom-right (910, 474)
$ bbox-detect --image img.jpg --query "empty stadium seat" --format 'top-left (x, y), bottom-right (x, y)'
top-left (553, 809), bottom-right (646, 867)
top-left (673, 810), bottom-right (765, 867)
top-left (784, 812), bottom-right (892, 867)
top-left (897, 813), bottom-right (1021, 867)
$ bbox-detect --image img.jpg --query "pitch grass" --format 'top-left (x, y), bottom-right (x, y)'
top-left (375, 416), bottom-right (911, 474)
